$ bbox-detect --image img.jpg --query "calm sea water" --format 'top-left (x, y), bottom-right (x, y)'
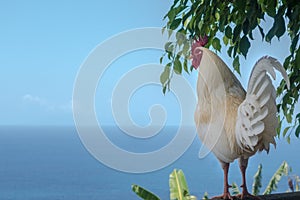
top-left (0, 126), bottom-right (299, 200)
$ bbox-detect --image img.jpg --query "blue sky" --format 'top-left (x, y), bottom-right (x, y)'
top-left (0, 1), bottom-right (294, 126)
top-left (0, 1), bottom-right (172, 125)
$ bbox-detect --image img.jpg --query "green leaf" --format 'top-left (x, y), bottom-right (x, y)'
top-left (296, 113), bottom-right (300, 123)
top-left (159, 56), bottom-right (163, 64)
top-left (277, 5), bottom-right (286, 17)
top-left (258, 25), bottom-right (265, 40)
top-left (223, 36), bottom-right (229, 45)
top-left (215, 12), bottom-right (220, 21)
top-left (164, 42), bottom-right (173, 53)
top-left (233, 44), bottom-right (238, 58)
top-left (162, 85), bottom-right (167, 94)
top-left (212, 38), bottom-right (221, 52)
top-left (231, 183), bottom-right (240, 195)
top-left (160, 68), bottom-right (170, 86)
top-left (252, 164), bottom-right (262, 196)
top-left (263, 161), bottom-right (289, 195)
top-left (265, 0), bottom-right (276, 17)
top-left (170, 18), bottom-right (182, 30)
top-left (182, 40), bottom-right (190, 55)
top-left (183, 59), bottom-right (189, 74)
top-left (160, 63), bottom-right (171, 88)
top-left (233, 56), bottom-right (240, 74)
top-left (283, 55), bottom-right (292, 71)
top-left (202, 192), bottom-right (209, 200)
top-left (287, 135), bottom-right (291, 144)
top-left (295, 125), bottom-right (300, 138)
top-left (275, 16), bottom-right (286, 39)
top-left (169, 169), bottom-right (190, 200)
top-left (225, 26), bottom-right (232, 39)
top-left (265, 26), bottom-right (276, 42)
top-left (296, 176), bottom-right (300, 191)
top-left (167, 9), bottom-right (176, 21)
top-left (286, 111), bottom-right (292, 123)
top-left (174, 57), bottom-right (182, 74)
top-left (132, 184), bottom-right (160, 200)
top-left (188, 15), bottom-right (196, 31)
top-left (232, 24), bottom-right (242, 44)
top-left (266, 14), bottom-right (286, 42)
top-left (296, 48), bottom-right (300, 66)
top-left (183, 17), bottom-right (190, 28)
top-left (176, 31), bottom-right (185, 46)
top-left (282, 126), bottom-right (291, 137)
top-left (197, 21), bottom-right (204, 32)
top-left (290, 34), bottom-right (299, 53)
top-left (249, 30), bottom-right (254, 40)
top-left (242, 19), bottom-right (250, 34)
top-left (227, 46), bottom-right (234, 57)
top-left (239, 35), bottom-right (251, 58)
top-left (190, 64), bottom-right (194, 72)
top-left (276, 117), bottom-right (282, 137)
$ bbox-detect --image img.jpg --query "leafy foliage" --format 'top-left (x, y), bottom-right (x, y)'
top-left (202, 192), bottom-right (209, 200)
top-left (132, 169), bottom-right (196, 200)
top-left (295, 176), bottom-right (300, 191)
top-left (232, 161), bottom-right (289, 196)
top-left (169, 169), bottom-right (197, 200)
top-left (162, 0), bottom-right (300, 138)
top-left (263, 161), bottom-right (289, 195)
top-left (252, 164), bottom-right (263, 195)
top-left (132, 162), bottom-right (294, 200)
top-left (231, 183), bottom-right (241, 196)
top-left (132, 185), bottom-right (160, 200)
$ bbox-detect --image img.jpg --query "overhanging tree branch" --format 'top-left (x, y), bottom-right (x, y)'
top-left (161, 0), bottom-right (300, 139)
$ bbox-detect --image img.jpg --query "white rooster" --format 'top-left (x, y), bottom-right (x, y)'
top-left (191, 39), bottom-right (290, 199)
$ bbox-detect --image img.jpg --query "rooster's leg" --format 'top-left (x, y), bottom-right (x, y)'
top-left (212, 161), bottom-right (233, 200)
top-left (237, 157), bottom-right (261, 200)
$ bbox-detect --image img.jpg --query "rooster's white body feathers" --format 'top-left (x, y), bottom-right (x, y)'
top-left (194, 47), bottom-right (290, 163)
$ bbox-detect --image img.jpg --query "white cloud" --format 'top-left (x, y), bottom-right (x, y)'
top-left (22, 94), bottom-right (72, 112)
top-left (23, 94), bottom-right (48, 106)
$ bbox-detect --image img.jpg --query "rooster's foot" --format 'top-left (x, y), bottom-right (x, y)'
top-left (212, 192), bottom-right (234, 200)
top-left (235, 191), bottom-right (261, 200)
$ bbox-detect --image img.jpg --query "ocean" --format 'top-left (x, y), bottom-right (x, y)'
top-left (0, 126), bottom-right (299, 200)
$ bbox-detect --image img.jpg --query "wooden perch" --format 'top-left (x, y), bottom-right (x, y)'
top-left (211, 192), bottom-right (300, 200)
top-left (258, 192), bottom-right (300, 200)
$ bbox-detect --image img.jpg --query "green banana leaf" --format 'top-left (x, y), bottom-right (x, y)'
top-left (263, 161), bottom-right (289, 195)
top-left (169, 169), bottom-right (197, 200)
top-left (296, 176), bottom-right (300, 191)
top-left (202, 192), bottom-right (209, 200)
top-left (252, 164), bottom-right (262, 195)
top-left (132, 184), bottom-right (160, 200)
top-left (231, 182), bottom-right (240, 195)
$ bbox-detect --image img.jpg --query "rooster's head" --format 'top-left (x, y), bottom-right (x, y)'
top-left (191, 35), bottom-right (208, 69)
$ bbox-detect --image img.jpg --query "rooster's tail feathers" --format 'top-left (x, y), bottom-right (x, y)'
top-left (235, 56), bottom-right (290, 152)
